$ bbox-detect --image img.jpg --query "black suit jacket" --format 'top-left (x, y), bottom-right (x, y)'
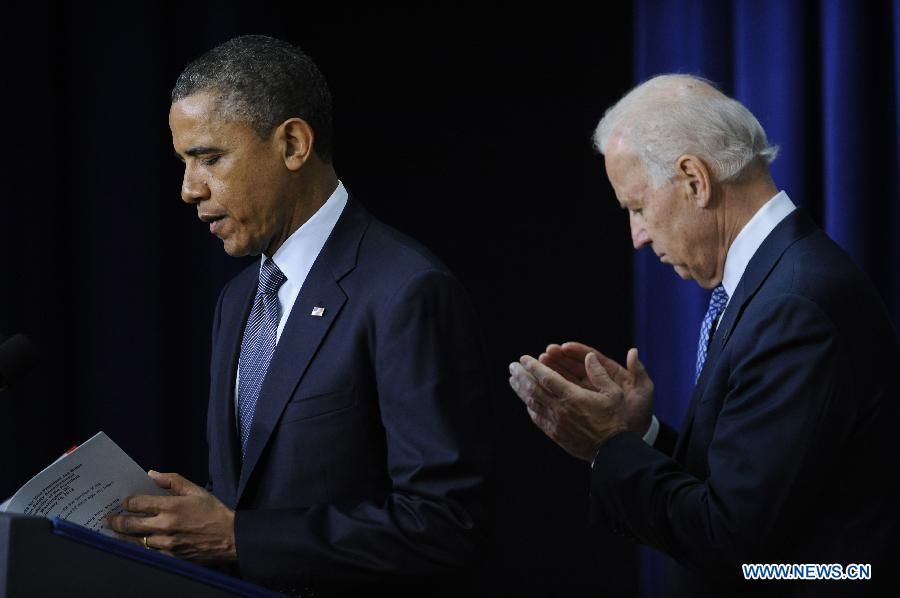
top-left (207, 198), bottom-right (492, 596)
top-left (591, 209), bottom-right (900, 596)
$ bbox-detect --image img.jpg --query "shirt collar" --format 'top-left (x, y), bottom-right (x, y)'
top-left (265, 180), bottom-right (349, 283)
top-left (721, 190), bottom-right (796, 298)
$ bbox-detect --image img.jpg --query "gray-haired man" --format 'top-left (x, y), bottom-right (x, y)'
top-left (510, 74), bottom-right (900, 596)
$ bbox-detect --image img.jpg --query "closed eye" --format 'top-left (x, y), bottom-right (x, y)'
top-left (183, 145), bottom-right (225, 166)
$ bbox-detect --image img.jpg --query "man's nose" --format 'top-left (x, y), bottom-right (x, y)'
top-left (630, 216), bottom-right (650, 249)
top-left (180, 167), bottom-right (210, 204)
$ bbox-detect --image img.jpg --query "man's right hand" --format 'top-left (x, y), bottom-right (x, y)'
top-left (540, 342), bottom-right (655, 437)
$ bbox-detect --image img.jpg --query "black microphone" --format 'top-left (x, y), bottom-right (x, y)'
top-left (0, 333), bottom-right (38, 391)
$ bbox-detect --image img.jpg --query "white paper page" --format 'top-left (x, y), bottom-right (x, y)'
top-left (0, 431), bottom-right (168, 536)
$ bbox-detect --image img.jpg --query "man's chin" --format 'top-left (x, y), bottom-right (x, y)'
top-left (672, 265), bottom-right (692, 280)
top-left (221, 238), bottom-right (253, 258)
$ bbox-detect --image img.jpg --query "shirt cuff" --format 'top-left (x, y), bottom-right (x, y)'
top-left (641, 415), bottom-right (659, 446)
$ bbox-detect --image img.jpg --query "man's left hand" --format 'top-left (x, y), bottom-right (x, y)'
top-left (107, 471), bottom-right (237, 565)
top-left (509, 353), bottom-right (629, 462)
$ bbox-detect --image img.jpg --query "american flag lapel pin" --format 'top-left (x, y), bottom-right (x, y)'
top-left (310, 306), bottom-right (326, 317)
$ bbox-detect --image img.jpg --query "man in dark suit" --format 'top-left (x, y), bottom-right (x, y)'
top-left (508, 74), bottom-right (900, 596)
top-left (108, 35), bottom-right (492, 596)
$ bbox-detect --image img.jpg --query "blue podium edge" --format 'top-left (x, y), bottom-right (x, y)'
top-left (51, 518), bottom-right (283, 597)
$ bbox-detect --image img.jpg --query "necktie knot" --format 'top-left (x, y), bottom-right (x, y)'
top-left (695, 284), bottom-right (730, 383)
top-left (258, 258), bottom-right (287, 294)
top-left (709, 285), bottom-right (729, 311)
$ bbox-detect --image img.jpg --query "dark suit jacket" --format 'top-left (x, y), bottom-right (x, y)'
top-left (591, 209), bottom-right (900, 596)
top-left (206, 198), bottom-right (493, 596)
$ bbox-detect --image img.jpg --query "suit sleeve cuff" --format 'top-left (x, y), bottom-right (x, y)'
top-left (590, 416), bottom-right (658, 469)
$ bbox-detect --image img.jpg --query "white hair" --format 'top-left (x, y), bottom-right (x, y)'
top-left (593, 74), bottom-right (778, 188)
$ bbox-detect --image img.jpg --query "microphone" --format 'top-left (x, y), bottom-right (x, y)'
top-left (0, 333), bottom-right (38, 391)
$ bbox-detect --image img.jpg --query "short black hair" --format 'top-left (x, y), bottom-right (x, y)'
top-left (172, 35), bottom-right (334, 162)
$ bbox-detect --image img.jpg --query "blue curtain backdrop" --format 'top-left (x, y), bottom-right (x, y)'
top-left (632, 1), bottom-right (900, 595)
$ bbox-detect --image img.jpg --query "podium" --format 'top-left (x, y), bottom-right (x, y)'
top-left (0, 513), bottom-right (282, 597)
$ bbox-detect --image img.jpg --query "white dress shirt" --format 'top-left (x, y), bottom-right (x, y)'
top-left (235, 181), bottom-right (349, 412)
top-left (720, 190), bottom-right (796, 305)
top-left (268, 181), bottom-right (349, 343)
top-left (642, 190), bottom-right (797, 446)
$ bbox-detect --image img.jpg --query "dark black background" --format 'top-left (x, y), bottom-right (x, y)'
top-left (0, 3), bottom-right (637, 595)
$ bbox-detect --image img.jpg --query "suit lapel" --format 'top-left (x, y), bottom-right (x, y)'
top-left (235, 198), bottom-right (369, 503)
top-left (673, 209), bottom-right (818, 462)
top-left (210, 270), bottom-right (256, 506)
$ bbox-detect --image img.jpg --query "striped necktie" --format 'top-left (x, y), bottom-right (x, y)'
top-left (237, 258), bottom-right (286, 458)
top-left (695, 285), bottom-right (729, 383)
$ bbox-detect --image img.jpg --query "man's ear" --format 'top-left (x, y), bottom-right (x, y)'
top-left (277, 118), bottom-right (315, 171)
top-left (675, 154), bottom-right (713, 208)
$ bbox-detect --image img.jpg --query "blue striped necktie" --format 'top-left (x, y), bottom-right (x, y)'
top-left (237, 258), bottom-right (286, 458)
top-left (695, 285), bottom-right (729, 383)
